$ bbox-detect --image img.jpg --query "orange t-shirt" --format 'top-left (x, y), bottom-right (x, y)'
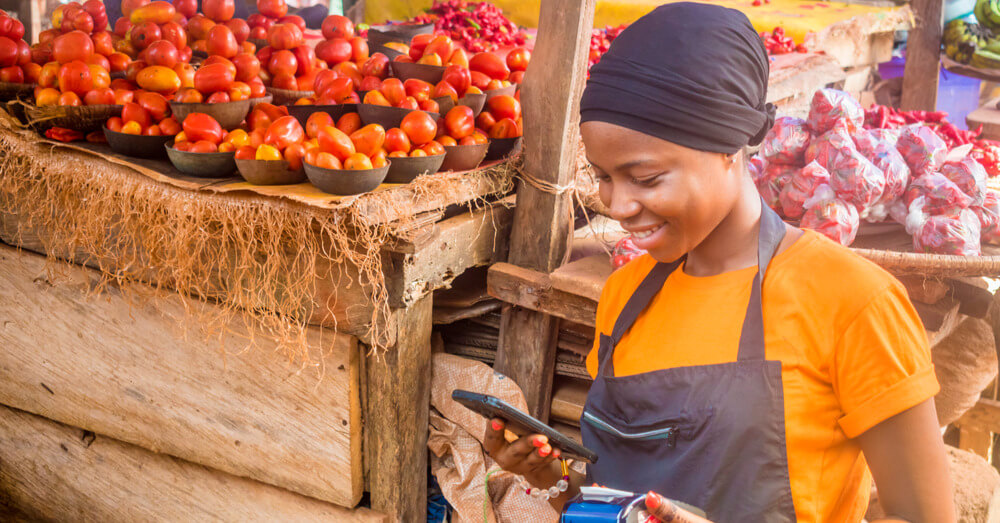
top-left (586, 230), bottom-right (939, 522)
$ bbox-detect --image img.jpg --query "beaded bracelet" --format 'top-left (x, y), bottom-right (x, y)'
top-left (521, 459), bottom-right (571, 501)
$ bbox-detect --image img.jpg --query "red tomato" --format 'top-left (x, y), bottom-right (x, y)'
top-left (444, 106), bottom-right (475, 139)
top-left (92, 31), bottom-right (114, 57)
top-left (113, 88), bottom-right (134, 104)
top-left (363, 90), bottom-right (390, 106)
top-left (319, 76), bottom-right (354, 101)
top-left (122, 102), bottom-right (152, 127)
top-left (333, 61), bottom-right (362, 89)
top-left (349, 37), bottom-right (368, 63)
top-left (409, 34), bottom-right (433, 61)
top-left (182, 112), bottom-right (224, 143)
top-left (419, 98), bottom-right (439, 113)
top-left (291, 45), bottom-right (316, 76)
top-left (173, 0), bottom-right (197, 18)
top-left (173, 140), bottom-right (194, 151)
top-left (248, 78), bottom-right (266, 97)
top-left (470, 52), bottom-right (509, 81)
top-left (159, 116), bottom-right (182, 134)
top-left (315, 38), bottom-right (351, 66)
top-left (489, 117), bottom-right (519, 139)
top-left (380, 77), bottom-right (405, 106)
top-left (384, 128), bottom-right (411, 153)
top-left (267, 49), bottom-right (297, 77)
top-left (246, 102), bottom-right (287, 130)
top-left (442, 65), bottom-right (470, 97)
top-left (194, 62), bottom-right (235, 94)
top-left (506, 48), bottom-right (530, 72)
top-left (186, 14), bottom-right (215, 40)
top-left (190, 140), bottom-right (219, 152)
top-left (258, 0), bottom-right (287, 18)
top-left (234, 145), bottom-right (255, 159)
top-left (359, 75), bottom-right (382, 92)
top-left (107, 116), bottom-right (124, 132)
top-left (22, 63), bottom-right (41, 83)
top-left (349, 123), bottom-right (385, 157)
top-left (114, 18), bottom-right (133, 37)
top-left (305, 111), bottom-right (333, 139)
top-left (396, 97), bottom-right (419, 110)
top-left (264, 115), bottom-right (304, 150)
top-left (229, 53), bottom-right (259, 82)
top-left (470, 70), bottom-right (491, 90)
top-left (404, 78), bottom-right (433, 101)
top-left (400, 110), bottom-right (436, 145)
top-left (130, 22), bottom-right (163, 50)
top-left (130, 1), bottom-right (175, 24)
top-left (228, 81), bottom-right (251, 100)
top-left (284, 142), bottom-right (305, 170)
top-left (0, 37), bottom-right (17, 68)
top-left (437, 135), bottom-right (457, 146)
top-left (224, 18), bottom-right (250, 43)
top-left (52, 31), bottom-right (94, 64)
top-left (0, 65), bottom-right (23, 83)
top-left (361, 52), bottom-right (389, 79)
top-left (267, 23), bottom-right (302, 51)
top-left (432, 80), bottom-right (458, 102)
top-left (202, 0), bottom-right (235, 22)
top-left (313, 151), bottom-right (342, 169)
top-left (336, 112), bottom-right (361, 135)
top-left (144, 125), bottom-right (163, 136)
top-left (206, 91), bottom-right (230, 103)
top-left (476, 111), bottom-right (497, 131)
top-left (57, 61), bottom-right (93, 95)
top-left (344, 152), bottom-right (373, 170)
top-left (203, 55), bottom-right (237, 76)
top-left (145, 40), bottom-right (179, 68)
top-left (423, 35), bottom-right (454, 63)
top-left (278, 15), bottom-right (305, 31)
top-left (321, 15), bottom-right (354, 40)
top-left (137, 91), bottom-right (170, 120)
top-left (206, 24), bottom-right (238, 58)
top-left (71, 11), bottom-right (95, 34)
top-left (318, 125), bottom-right (355, 160)
top-left (421, 140), bottom-right (445, 156)
top-left (487, 95), bottom-right (521, 121)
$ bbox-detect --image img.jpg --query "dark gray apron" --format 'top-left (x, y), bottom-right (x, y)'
top-left (581, 203), bottom-right (797, 522)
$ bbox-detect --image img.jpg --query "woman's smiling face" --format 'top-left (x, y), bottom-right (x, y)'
top-left (581, 120), bottom-right (747, 263)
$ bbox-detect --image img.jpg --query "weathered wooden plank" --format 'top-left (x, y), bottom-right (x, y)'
top-left (897, 275), bottom-right (950, 305)
top-left (950, 277), bottom-right (996, 319)
top-left (955, 398), bottom-right (1000, 434)
top-left (494, 0), bottom-right (596, 419)
top-left (900, 0), bottom-right (943, 110)
top-left (550, 254), bottom-right (612, 303)
top-left (0, 405), bottom-right (386, 522)
top-left (365, 295), bottom-right (433, 522)
top-left (488, 262), bottom-right (598, 328)
top-left (0, 243), bottom-right (363, 507)
top-left (386, 202), bottom-right (512, 308)
top-left (551, 378), bottom-right (590, 427)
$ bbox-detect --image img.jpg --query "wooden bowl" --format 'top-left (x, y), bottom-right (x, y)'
top-left (485, 84), bottom-right (517, 101)
top-left (367, 23), bottom-right (434, 47)
top-left (247, 94), bottom-right (274, 109)
top-left (0, 81), bottom-right (35, 102)
top-left (169, 99), bottom-right (251, 130)
top-left (434, 92), bottom-right (487, 117)
top-left (372, 44), bottom-right (406, 61)
top-left (441, 143), bottom-right (488, 171)
top-left (390, 61), bottom-right (445, 84)
top-left (235, 158), bottom-right (306, 185)
top-left (385, 153), bottom-right (445, 184)
top-left (484, 136), bottom-right (522, 161)
top-left (358, 103), bottom-right (438, 129)
top-left (165, 142), bottom-right (237, 178)
top-left (287, 103), bottom-right (357, 127)
top-left (103, 126), bottom-right (173, 159)
top-left (266, 86), bottom-right (314, 106)
top-left (24, 103), bottom-right (122, 133)
top-left (304, 162), bottom-right (389, 195)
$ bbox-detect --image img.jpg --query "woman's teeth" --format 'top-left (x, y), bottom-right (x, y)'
top-left (632, 226), bottom-right (661, 239)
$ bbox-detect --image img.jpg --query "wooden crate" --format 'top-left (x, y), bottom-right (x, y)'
top-left (0, 243), bottom-right (363, 508)
top-left (0, 404), bottom-right (386, 522)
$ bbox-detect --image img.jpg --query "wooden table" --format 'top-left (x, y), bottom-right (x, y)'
top-left (0, 116), bottom-right (513, 521)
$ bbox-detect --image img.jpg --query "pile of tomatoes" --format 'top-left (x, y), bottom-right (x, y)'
top-left (0, 12), bottom-right (34, 84)
top-left (476, 94), bottom-right (521, 140)
top-left (106, 93), bottom-right (180, 136)
top-left (247, 0), bottom-right (305, 41)
top-left (173, 53), bottom-right (264, 103)
top-left (363, 77), bottom-right (443, 113)
top-left (440, 105), bottom-right (486, 146)
top-left (171, 111), bottom-right (233, 152)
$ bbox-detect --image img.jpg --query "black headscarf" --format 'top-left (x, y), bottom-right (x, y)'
top-left (580, 2), bottom-right (775, 154)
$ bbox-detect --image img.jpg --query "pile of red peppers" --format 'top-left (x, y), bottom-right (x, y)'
top-left (410, 0), bottom-right (527, 52)
top-left (759, 26), bottom-right (808, 54)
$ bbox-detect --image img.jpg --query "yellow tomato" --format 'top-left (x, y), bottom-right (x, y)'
top-left (304, 138), bottom-right (319, 150)
top-left (136, 65), bottom-right (182, 95)
top-left (224, 129), bottom-right (250, 147)
top-left (218, 142), bottom-right (236, 153)
top-left (174, 131), bottom-right (187, 143)
top-left (35, 87), bottom-right (61, 106)
top-left (121, 121), bottom-right (143, 135)
top-left (255, 144), bottom-right (282, 161)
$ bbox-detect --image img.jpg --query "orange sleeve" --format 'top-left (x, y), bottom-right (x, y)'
top-left (833, 282), bottom-right (940, 438)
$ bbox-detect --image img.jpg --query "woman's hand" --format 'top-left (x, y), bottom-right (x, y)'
top-left (643, 492), bottom-right (714, 522)
top-left (483, 417), bottom-right (561, 480)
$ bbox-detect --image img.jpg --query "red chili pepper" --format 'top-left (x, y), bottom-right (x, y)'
top-left (45, 127), bottom-right (84, 142)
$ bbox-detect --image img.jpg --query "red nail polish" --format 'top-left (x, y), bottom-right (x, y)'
top-left (552, 449), bottom-right (561, 459)
top-left (532, 436), bottom-right (547, 448)
top-left (539, 446), bottom-right (550, 457)
top-left (646, 491), bottom-right (660, 510)
top-left (491, 420), bottom-right (503, 431)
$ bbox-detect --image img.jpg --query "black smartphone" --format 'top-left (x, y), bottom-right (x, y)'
top-left (452, 389), bottom-right (599, 463)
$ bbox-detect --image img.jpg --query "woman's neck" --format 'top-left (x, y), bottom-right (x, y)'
top-left (684, 177), bottom-right (763, 277)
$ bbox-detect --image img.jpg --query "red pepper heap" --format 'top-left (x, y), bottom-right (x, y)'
top-left (759, 26), bottom-right (808, 54)
top-left (409, 0), bottom-right (527, 52)
top-left (864, 104), bottom-right (1000, 177)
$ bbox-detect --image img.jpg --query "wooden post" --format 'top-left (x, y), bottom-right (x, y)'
top-left (494, 0), bottom-right (596, 419)
top-left (900, 0), bottom-right (944, 111)
top-left (365, 295), bottom-right (433, 522)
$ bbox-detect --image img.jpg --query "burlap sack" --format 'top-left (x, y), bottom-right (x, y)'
top-left (429, 353), bottom-right (559, 523)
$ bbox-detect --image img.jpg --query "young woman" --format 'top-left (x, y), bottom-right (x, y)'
top-left (484, 3), bottom-right (955, 521)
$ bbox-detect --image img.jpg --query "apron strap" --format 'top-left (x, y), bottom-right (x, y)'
top-left (735, 203), bottom-right (787, 361)
top-left (597, 258), bottom-right (683, 376)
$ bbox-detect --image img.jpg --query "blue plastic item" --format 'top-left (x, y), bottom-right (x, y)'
top-left (877, 56), bottom-right (981, 130)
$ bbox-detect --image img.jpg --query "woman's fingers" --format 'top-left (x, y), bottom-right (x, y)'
top-left (644, 492), bottom-right (713, 523)
top-left (483, 418), bottom-right (507, 457)
top-left (521, 442), bottom-right (559, 471)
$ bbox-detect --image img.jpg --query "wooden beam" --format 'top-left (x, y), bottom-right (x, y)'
top-left (900, 0), bottom-right (943, 110)
top-left (365, 295), bottom-right (433, 522)
top-left (954, 398), bottom-right (1000, 434)
top-left (488, 262), bottom-right (598, 328)
top-left (0, 405), bottom-right (386, 522)
top-left (494, 0), bottom-right (595, 419)
top-left (0, 244), bottom-right (363, 508)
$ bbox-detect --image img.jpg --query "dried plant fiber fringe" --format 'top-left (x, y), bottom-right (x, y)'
top-left (0, 120), bottom-right (515, 368)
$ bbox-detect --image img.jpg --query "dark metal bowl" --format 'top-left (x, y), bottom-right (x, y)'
top-left (372, 44), bottom-right (406, 61)
top-left (385, 153), bottom-right (445, 184)
top-left (165, 142), bottom-right (237, 178)
top-left (441, 143), bottom-right (488, 171)
top-left (103, 126), bottom-right (173, 159)
top-left (169, 99), bottom-right (251, 130)
top-left (434, 92), bottom-right (487, 117)
top-left (235, 158), bottom-right (307, 185)
top-left (358, 103), bottom-right (438, 129)
top-left (390, 61), bottom-right (445, 84)
top-left (304, 161), bottom-right (389, 195)
top-left (367, 22), bottom-right (434, 47)
top-left (287, 103), bottom-right (358, 127)
top-left (484, 136), bottom-right (522, 161)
